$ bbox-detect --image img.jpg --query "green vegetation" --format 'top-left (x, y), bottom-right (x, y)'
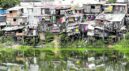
top-left (0, 0), bottom-right (20, 9)
top-left (108, 0), bottom-right (116, 3)
top-left (1, 32), bottom-right (129, 56)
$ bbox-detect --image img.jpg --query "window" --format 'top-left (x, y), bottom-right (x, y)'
top-left (60, 10), bottom-right (65, 15)
top-left (9, 11), bottom-right (12, 13)
top-left (101, 20), bottom-right (103, 22)
top-left (13, 18), bottom-right (17, 22)
top-left (45, 9), bottom-right (50, 14)
top-left (91, 5), bottom-right (95, 9)
top-left (56, 10), bottom-right (60, 15)
top-left (128, 8), bottom-right (129, 14)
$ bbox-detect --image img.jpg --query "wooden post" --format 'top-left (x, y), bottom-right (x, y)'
top-left (39, 32), bottom-right (45, 47)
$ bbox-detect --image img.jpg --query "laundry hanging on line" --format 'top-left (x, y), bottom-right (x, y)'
top-left (104, 5), bottom-right (113, 13)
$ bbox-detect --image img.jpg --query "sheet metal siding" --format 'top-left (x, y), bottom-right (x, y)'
top-left (0, 16), bottom-right (6, 22)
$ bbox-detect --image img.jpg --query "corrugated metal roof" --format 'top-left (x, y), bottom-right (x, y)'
top-left (96, 14), bottom-right (126, 22)
top-left (2, 26), bottom-right (24, 31)
top-left (8, 7), bottom-right (23, 11)
top-left (116, 0), bottom-right (128, 3)
top-left (79, 21), bottom-right (96, 25)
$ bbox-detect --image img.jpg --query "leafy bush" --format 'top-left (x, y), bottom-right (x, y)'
top-left (0, 0), bottom-right (20, 9)
top-left (45, 32), bottom-right (54, 43)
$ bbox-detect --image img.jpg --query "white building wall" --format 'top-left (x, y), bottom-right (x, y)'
top-left (116, 0), bottom-right (128, 3)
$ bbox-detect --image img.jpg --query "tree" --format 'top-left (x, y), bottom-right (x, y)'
top-left (108, 0), bottom-right (116, 3)
top-left (0, 0), bottom-right (20, 9)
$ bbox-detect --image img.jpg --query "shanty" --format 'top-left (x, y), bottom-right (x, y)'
top-left (1, 0), bottom-right (129, 71)
top-left (0, 0), bottom-right (129, 48)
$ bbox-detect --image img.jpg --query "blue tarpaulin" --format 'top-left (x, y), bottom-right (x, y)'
top-left (0, 9), bottom-right (7, 15)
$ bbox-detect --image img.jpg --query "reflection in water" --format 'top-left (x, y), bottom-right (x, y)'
top-left (105, 63), bottom-right (125, 71)
top-left (38, 61), bottom-right (128, 71)
top-left (38, 52), bottom-right (129, 71)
